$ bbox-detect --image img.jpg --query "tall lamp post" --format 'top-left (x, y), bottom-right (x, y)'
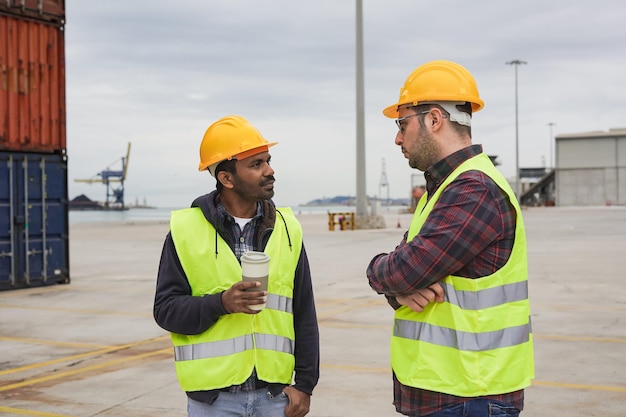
top-left (547, 122), bottom-right (556, 170)
top-left (506, 59), bottom-right (526, 199)
top-left (355, 0), bottom-right (367, 217)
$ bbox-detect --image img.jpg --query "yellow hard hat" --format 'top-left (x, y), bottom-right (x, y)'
top-left (198, 115), bottom-right (277, 172)
top-left (382, 60), bottom-right (484, 118)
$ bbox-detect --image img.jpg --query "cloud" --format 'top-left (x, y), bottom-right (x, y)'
top-left (66, 0), bottom-right (626, 208)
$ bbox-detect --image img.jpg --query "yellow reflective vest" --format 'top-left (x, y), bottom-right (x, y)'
top-left (169, 207), bottom-right (302, 392)
top-left (391, 153), bottom-right (535, 396)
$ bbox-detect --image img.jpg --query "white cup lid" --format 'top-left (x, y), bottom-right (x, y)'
top-left (241, 251), bottom-right (270, 264)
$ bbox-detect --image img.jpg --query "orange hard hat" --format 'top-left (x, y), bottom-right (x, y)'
top-left (383, 60), bottom-right (484, 119)
top-left (198, 115), bottom-right (277, 173)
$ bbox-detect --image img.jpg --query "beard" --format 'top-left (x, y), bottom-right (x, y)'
top-left (233, 175), bottom-right (275, 202)
top-left (407, 128), bottom-right (439, 171)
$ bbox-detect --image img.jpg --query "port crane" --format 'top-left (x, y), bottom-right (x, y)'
top-left (74, 142), bottom-right (131, 209)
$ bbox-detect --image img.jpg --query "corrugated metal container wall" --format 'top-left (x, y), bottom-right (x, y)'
top-left (0, 12), bottom-right (66, 153)
top-left (0, 1), bottom-right (65, 23)
top-left (0, 151), bottom-right (70, 289)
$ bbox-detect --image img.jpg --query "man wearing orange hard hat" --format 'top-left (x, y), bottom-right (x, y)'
top-left (367, 61), bottom-right (535, 416)
top-left (154, 115), bottom-right (319, 417)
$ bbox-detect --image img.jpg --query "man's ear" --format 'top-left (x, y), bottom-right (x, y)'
top-left (429, 108), bottom-right (445, 130)
top-left (217, 171), bottom-right (234, 189)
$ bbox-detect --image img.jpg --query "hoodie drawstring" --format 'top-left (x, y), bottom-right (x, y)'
top-left (214, 228), bottom-right (218, 258)
top-left (276, 209), bottom-right (292, 252)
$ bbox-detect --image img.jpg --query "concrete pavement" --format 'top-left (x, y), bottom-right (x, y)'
top-left (1, 206), bottom-right (625, 416)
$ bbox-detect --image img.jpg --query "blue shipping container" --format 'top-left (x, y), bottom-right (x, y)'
top-left (0, 151), bottom-right (69, 289)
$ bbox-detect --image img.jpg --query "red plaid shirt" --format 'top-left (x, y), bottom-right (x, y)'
top-left (367, 145), bottom-right (524, 416)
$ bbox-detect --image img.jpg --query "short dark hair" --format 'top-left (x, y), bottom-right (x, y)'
top-left (215, 159), bottom-right (237, 192)
top-left (414, 103), bottom-right (472, 137)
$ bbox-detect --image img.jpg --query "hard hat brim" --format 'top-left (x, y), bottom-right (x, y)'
top-left (235, 142), bottom-right (278, 161)
top-left (382, 102), bottom-right (403, 119)
top-left (198, 141), bottom-right (278, 172)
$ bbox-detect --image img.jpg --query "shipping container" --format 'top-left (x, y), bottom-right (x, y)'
top-left (0, 0), bottom-right (65, 24)
top-left (0, 151), bottom-right (69, 290)
top-left (0, 13), bottom-right (66, 153)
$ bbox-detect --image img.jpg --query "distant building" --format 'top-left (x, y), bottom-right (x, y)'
top-left (555, 128), bottom-right (626, 206)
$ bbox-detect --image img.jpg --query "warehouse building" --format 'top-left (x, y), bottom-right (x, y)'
top-left (556, 128), bottom-right (626, 206)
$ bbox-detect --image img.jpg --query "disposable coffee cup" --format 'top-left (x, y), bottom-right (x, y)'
top-left (241, 251), bottom-right (270, 310)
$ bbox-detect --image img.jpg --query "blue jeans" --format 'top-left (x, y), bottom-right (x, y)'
top-left (424, 399), bottom-right (520, 417)
top-left (188, 388), bottom-right (288, 417)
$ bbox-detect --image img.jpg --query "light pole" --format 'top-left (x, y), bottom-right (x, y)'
top-left (506, 59), bottom-right (526, 199)
top-left (355, 0), bottom-right (367, 217)
top-left (547, 122), bottom-right (556, 170)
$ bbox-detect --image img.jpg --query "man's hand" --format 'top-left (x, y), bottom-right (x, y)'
top-left (283, 386), bottom-right (311, 417)
top-left (220, 281), bottom-right (267, 314)
top-left (396, 282), bottom-right (445, 313)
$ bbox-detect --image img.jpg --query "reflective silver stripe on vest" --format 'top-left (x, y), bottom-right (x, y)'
top-left (255, 333), bottom-right (294, 354)
top-left (444, 281), bottom-right (528, 310)
top-left (266, 294), bottom-right (293, 313)
top-left (394, 319), bottom-right (531, 351)
top-left (174, 334), bottom-right (254, 361)
top-left (174, 333), bottom-right (294, 362)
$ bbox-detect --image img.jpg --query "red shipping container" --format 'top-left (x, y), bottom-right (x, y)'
top-left (0, 0), bottom-right (65, 24)
top-left (0, 13), bottom-right (66, 153)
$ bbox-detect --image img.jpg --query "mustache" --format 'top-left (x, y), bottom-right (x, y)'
top-left (261, 176), bottom-right (275, 186)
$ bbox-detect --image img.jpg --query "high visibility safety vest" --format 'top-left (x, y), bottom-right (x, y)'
top-left (169, 207), bottom-right (302, 392)
top-left (392, 153), bottom-right (534, 397)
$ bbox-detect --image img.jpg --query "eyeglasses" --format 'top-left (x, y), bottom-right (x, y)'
top-left (395, 110), bottom-right (430, 133)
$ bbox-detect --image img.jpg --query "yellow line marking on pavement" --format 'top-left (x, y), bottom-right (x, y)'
top-left (533, 380), bottom-right (626, 393)
top-left (0, 336), bottom-right (110, 349)
top-left (0, 348), bottom-right (171, 392)
top-left (0, 406), bottom-right (72, 417)
top-left (0, 335), bottom-right (169, 377)
top-left (4, 340), bottom-right (624, 397)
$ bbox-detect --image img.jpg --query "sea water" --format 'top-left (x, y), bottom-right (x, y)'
top-left (69, 205), bottom-right (409, 225)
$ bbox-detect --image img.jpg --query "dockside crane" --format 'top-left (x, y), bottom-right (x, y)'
top-left (74, 142), bottom-right (131, 209)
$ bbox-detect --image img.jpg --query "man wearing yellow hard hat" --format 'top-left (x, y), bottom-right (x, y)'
top-left (367, 61), bottom-right (535, 416)
top-left (154, 115), bottom-right (319, 417)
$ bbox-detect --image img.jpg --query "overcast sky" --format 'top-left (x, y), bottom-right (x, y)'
top-left (65, 1), bottom-right (626, 208)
